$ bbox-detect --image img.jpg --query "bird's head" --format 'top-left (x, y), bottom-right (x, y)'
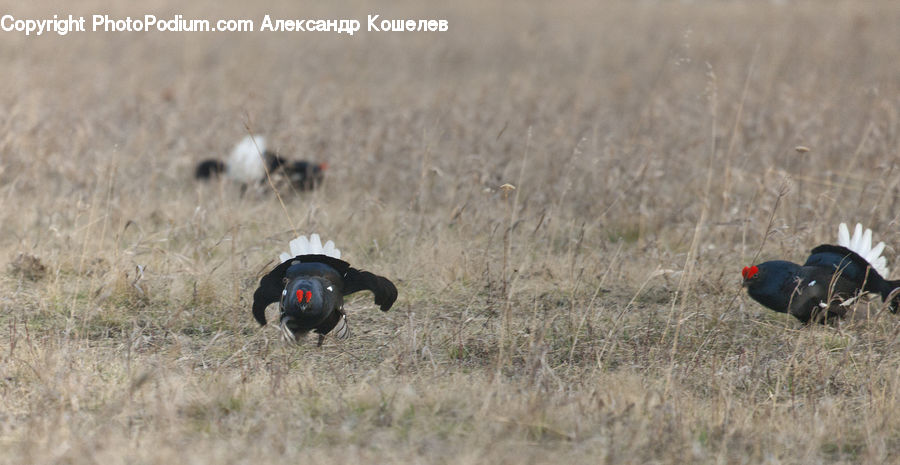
top-left (741, 265), bottom-right (760, 287)
top-left (740, 260), bottom-right (800, 314)
top-left (279, 277), bottom-right (339, 337)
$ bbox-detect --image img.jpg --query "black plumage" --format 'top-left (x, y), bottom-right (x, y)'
top-left (743, 234), bottom-right (900, 323)
top-left (194, 159), bottom-right (226, 179)
top-left (281, 161), bottom-right (326, 191)
top-left (194, 135), bottom-right (326, 191)
top-left (252, 253), bottom-right (397, 344)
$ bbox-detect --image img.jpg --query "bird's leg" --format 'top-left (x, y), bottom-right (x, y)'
top-left (317, 334), bottom-right (325, 347)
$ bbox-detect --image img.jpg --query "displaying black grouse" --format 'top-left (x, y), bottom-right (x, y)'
top-left (195, 135), bottom-right (326, 191)
top-left (743, 223), bottom-right (900, 323)
top-left (252, 234), bottom-right (398, 345)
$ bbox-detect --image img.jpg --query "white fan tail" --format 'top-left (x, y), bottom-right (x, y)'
top-left (226, 135), bottom-right (267, 184)
top-left (279, 234), bottom-right (342, 262)
top-left (837, 222), bottom-right (889, 276)
top-left (289, 236), bottom-right (310, 256)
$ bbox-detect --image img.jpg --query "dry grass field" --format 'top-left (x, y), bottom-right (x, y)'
top-left (4, 0), bottom-right (900, 463)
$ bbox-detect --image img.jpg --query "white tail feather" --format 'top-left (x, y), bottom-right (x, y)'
top-left (322, 240), bottom-right (340, 259)
top-left (838, 223), bottom-right (850, 248)
top-left (868, 242), bottom-right (886, 264)
top-left (852, 224), bottom-right (863, 251)
top-left (226, 135), bottom-right (267, 183)
top-left (289, 236), bottom-right (309, 257)
top-left (860, 226), bottom-right (870, 251)
top-left (333, 314), bottom-right (350, 340)
top-left (309, 234), bottom-right (323, 254)
top-left (278, 234), bottom-right (341, 262)
top-left (837, 222), bottom-right (889, 276)
top-left (279, 319), bottom-right (299, 344)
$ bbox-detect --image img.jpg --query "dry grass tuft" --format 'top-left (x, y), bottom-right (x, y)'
top-left (7, 253), bottom-right (47, 282)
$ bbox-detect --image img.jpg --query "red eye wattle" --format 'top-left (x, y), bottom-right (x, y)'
top-left (742, 266), bottom-right (758, 280)
top-left (296, 290), bottom-right (304, 302)
top-left (305, 291), bottom-right (312, 303)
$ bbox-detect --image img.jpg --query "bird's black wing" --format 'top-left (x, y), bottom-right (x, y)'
top-left (805, 245), bottom-right (881, 283)
top-left (343, 268), bottom-right (398, 312)
top-left (809, 245), bottom-right (900, 313)
top-left (252, 259), bottom-right (294, 325)
top-left (252, 254), bottom-right (352, 325)
top-left (790, 265), bottom-right (867, 323)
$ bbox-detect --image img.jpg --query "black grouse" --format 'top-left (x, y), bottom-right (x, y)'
top-left (252, 234), bottom-right (398, 345)
top-left (743, 223), bottom-right (900, 323)
top-left (195, 135), bottom-right (326, 191)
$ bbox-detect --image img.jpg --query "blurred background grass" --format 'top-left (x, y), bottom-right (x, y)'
top-left (3, 0), bottom-right (900, 463)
